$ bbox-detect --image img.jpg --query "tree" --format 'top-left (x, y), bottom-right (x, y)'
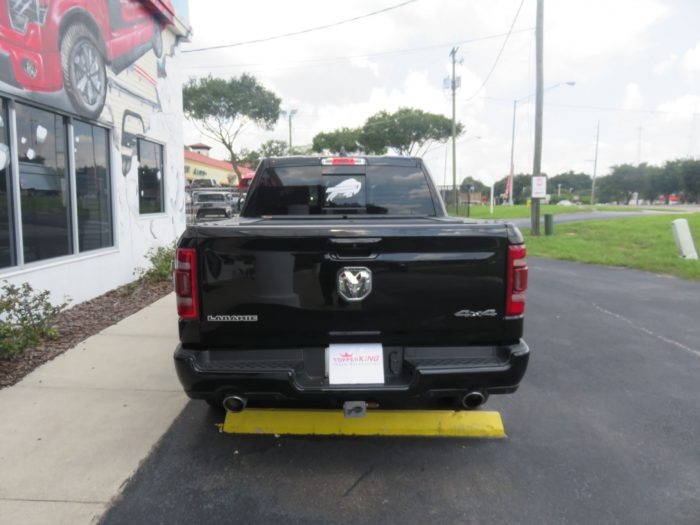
top-left (239, 139), bottom-right (287, 169)
top-left (183, 74), bottom-right (281, 178)
top-left (460, 176), bottom-right (487, 194)
top-left (360, 107), bottom-right (462, 156)
top-left (680, 160), bottom-right (700, 203)
top-left (312, 127), bottom-right (366, 154)
top-left (238, 148), bottom-right (260, 169)
top-left (549, 171), bottom-right (592, 195)
top-left (640, 164), bottom-right (668, 203)
top-left (596, 164), bottom-right (646, 204)
top-left (493, 173), bottom-right (538, 204)
top-left (289, 145), bottom-right (314, 155)
top-left (259, 139), bottom-right (288, 157)
top-left (667, 159), bottom-right (700, 203)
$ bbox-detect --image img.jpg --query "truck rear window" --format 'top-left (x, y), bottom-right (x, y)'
top-left (196, 193), bottom-right (226, 202)
top-left (242, 165), bottom-right (436, 216)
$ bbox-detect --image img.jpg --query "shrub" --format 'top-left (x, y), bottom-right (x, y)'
top-left (135, 243), bottom-right (176, 284)
top-left (0, 282), bottom-right (68, 360)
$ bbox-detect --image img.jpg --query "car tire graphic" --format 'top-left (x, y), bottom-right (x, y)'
top-left (61, 24), bottom-right (107, 120)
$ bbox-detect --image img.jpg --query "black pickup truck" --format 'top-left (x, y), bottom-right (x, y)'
top-left (174, 156), bottom-right (529, 412)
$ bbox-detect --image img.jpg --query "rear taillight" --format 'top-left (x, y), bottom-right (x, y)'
top-left (175, 248), bottom-right (198, 320)
top-left (506, 244), bottom-right (528, 317)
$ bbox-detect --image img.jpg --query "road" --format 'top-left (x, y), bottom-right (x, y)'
top-left (100, 258), bottom-right (700, 525)
top-left (509, 209), bottom-right (673, 229)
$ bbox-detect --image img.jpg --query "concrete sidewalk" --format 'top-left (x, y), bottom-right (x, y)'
top-left (0, 293), bottom-right (187, 525)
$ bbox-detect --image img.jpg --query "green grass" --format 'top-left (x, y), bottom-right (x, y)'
top-left (447, 204), bottom-right (652, 220)
top-left (523, 214), bottom-right (700, 281)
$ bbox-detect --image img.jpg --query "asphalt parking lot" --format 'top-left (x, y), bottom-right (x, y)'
top-left (100, 258), bottom-right (700, 525)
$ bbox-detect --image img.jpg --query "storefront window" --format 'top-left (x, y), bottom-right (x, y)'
top-left (138, 139), bottom-right (164, 214)
top-left (0, 99), bottom-right (13, 268)
top-left (16, 103), bottom-right (71, 263)
top-left (74, 121), bottom-right (112, 252)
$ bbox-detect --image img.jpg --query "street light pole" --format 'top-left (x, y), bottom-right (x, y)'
top-left (508, 99), bottom-right (517, 205)
top-left (637, 126), bottom-right (642, 165)
top-left (591, 120), bottom-right (600, 205)
top-left (530, 0), bottom-right (544, 235)
top-left (508, 81), bottom-right (575, 208)
top-left (450, 47), bottom-right (459, 215)
top-left (287, 109), bottom-right (297, 153)
top-left (443, 142), bottom-right (449, 202)
top-left (467, 185), bottom-right (474, 217)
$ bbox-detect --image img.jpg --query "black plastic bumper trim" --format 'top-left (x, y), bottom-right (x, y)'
top-left (174, 340), bottom-right (529, 403)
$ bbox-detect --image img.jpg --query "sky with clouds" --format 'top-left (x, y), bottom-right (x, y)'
top-left (180, 0), bottom-right (700, 187)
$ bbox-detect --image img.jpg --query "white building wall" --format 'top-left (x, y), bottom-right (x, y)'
top-left (0, 5), bottom-right (189, 305)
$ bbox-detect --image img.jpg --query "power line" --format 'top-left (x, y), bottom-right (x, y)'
top-left (182, 28), bottom-right (533, 70)
top-left (423, 134), bottom-right (481, 156)
top-left (464, 0), bottom-right (527, 102)
top-left (480, 96), bottom-right (700, 116)
top-left (183, 0), bottom-right (420, 54)
top-left (549, 102), bottom-right (698, 117)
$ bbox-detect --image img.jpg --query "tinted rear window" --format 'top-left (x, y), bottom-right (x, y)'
top-left (242, 165), bottom-right (436, 216)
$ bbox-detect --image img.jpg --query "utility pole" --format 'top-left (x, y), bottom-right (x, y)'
top-left (508, 82), bottom-right (574, 207)
top-left (467, 185), bottom-right (474, 217)
top-left (281, 109), bottom-right (297, 153)
top-left (591, 121), bottom-right (600, 205)
top-left (443, 142), bottom-right (449, 202)
top-left (689, 110), bottom-right (698, 158)
top-left (637, 126), bottom-right (642, 164)
top-left (508, 99), bottom-right (517, 205)
top-left (530, 0), bottom-right (544, 235)
top-left (450, 47), bottom-right (459, 215)
top-left (289, 109), bottom-right (297, 153)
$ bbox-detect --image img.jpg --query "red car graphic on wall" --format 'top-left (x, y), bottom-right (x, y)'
top-left (0, 0), bottom-right (172, 119)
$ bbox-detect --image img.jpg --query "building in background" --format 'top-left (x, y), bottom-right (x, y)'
top-left (184, 143), bottom-right (254, 187)
top-left (0, 0), bottom-right (191, 304)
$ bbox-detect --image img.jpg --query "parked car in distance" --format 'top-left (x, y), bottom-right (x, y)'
top-left (189, 178), bottom-right (221, 189)
top-left (238, 173), bottom-right (254, 191)
top-left (193, 191), bottom-right (233, 219)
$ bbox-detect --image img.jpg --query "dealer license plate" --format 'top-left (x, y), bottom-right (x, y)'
top-left (327, 343), bottom-right (385, 385)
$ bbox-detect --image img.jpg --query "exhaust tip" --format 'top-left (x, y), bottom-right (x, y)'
top-left (461, 391), bottom-right (486, 410)
top-left (222, 395), bottom-right (247, 413)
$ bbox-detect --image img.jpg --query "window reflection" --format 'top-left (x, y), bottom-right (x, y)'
top-left (16, 103), bottom-right (71, 263)
top-left (138, 139), bottom-right (164, 214)
top-left (0, 99), bottom-right (13, 268)
top-left (74, 121), bottom-right (112, 252)
top-left (366, 166), bottom-right (436, 215)
top-left (244, 165), bottom-right (436, 216)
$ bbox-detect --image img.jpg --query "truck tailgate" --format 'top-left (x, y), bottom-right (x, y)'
top-left (190, 219), bottom-right (510, 348)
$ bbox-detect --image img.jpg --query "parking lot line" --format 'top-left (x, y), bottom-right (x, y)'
top-left (222, 409), bottom-right (506, 437)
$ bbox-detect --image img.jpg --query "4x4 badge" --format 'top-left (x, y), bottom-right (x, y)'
top-left (338, 267), bottom-right (372, 302)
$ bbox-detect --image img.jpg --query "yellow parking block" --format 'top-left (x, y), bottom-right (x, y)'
top-left (222, 409), bottom-right (505, 438)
